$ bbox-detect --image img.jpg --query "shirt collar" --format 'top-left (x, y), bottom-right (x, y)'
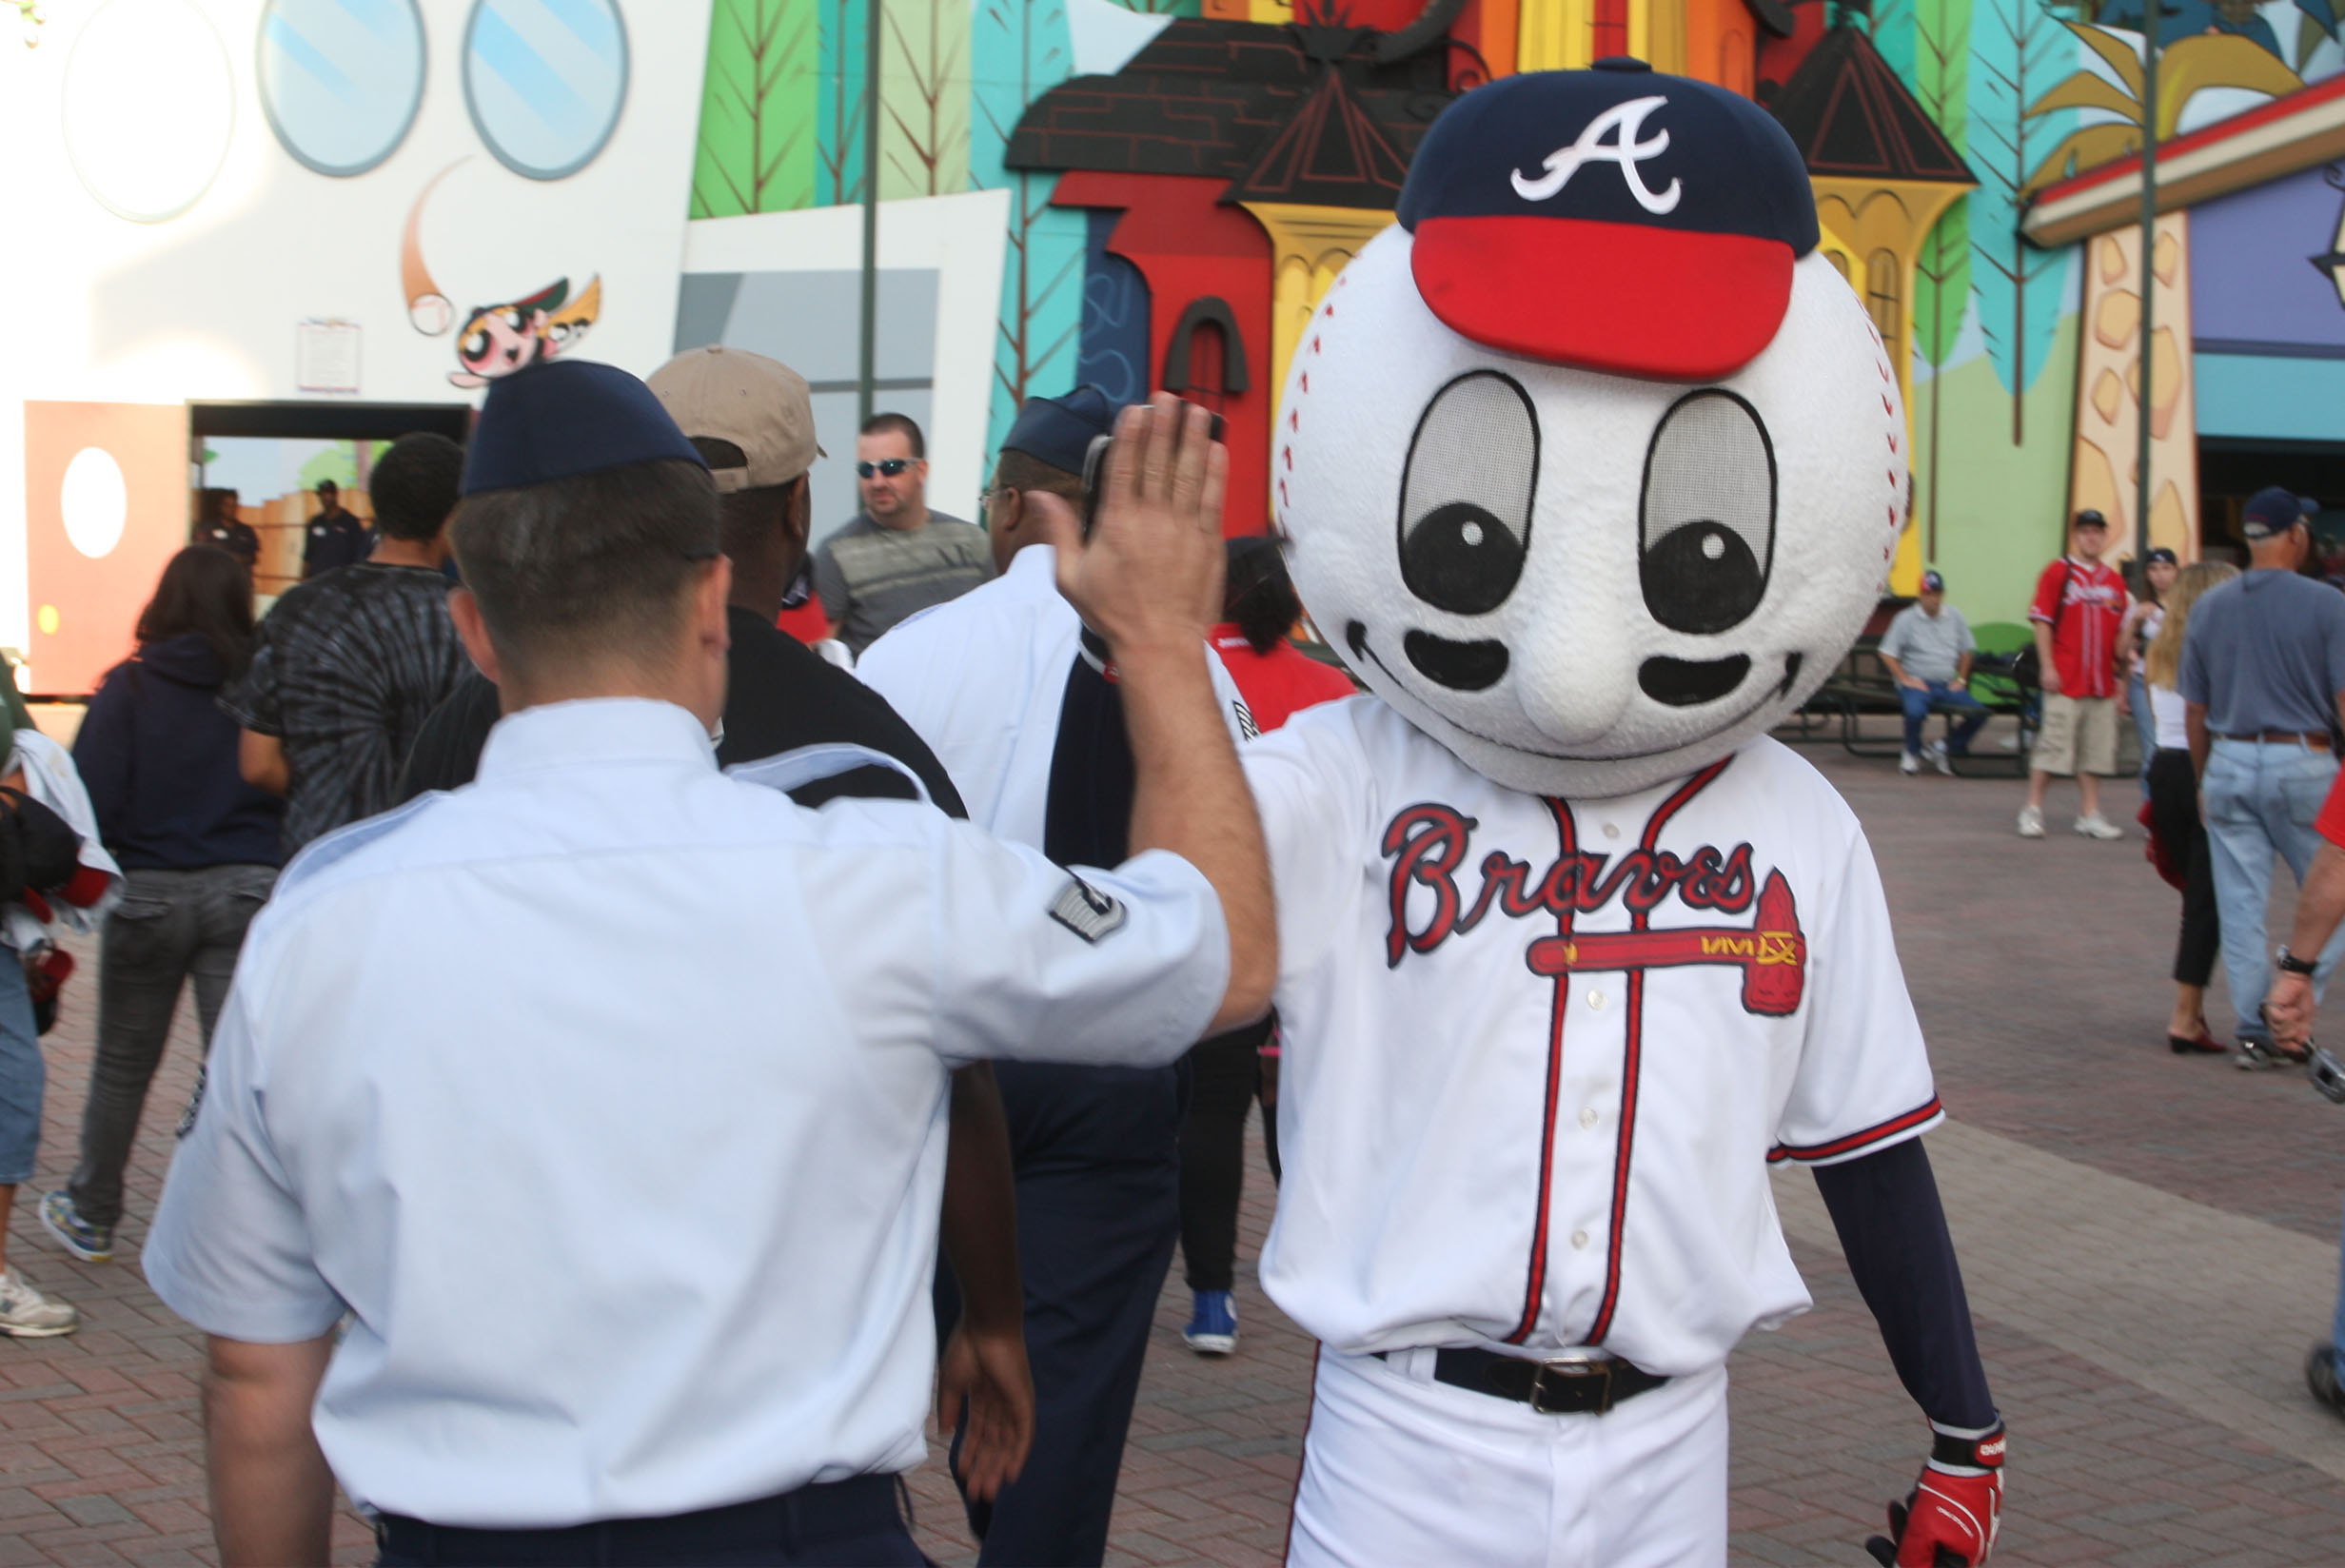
top-left (477, 698), bottom-right (719, 781)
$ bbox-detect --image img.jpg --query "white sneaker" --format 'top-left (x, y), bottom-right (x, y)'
top-left (2075, 813), bottom-right (2124, 840)
top-left (2017, 805), bottom-right (2045, 838)
top-left (0, 1265), bottom-right (76, 1338)
top-left (1930, 741), bottom-right (1954, 776)
top-left (1900, 751), bottom-right (1921, 774)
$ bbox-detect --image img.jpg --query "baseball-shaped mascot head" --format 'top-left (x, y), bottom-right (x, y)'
top-left (1278, 61), bottom-right (1905, 798)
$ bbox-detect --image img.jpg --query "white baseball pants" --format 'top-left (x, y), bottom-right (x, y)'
top-left (1287, 1347), bottom-right (1728, 1568)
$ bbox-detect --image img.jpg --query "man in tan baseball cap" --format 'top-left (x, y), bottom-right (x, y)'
top-left (648, 346), bottom-right (825, 624)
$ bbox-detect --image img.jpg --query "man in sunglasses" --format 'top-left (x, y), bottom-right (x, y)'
top-left (812, 413), bottom-right (993, 657)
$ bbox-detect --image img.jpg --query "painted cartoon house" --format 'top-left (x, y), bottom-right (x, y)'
top-left (1766, 23), bottom-right (1976, 582)
top-left (1002, 16), bottom-right (1459, 536)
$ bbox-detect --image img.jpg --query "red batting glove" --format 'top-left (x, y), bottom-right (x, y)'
top-left (1865, 1419), bottom-right (2004, 1567)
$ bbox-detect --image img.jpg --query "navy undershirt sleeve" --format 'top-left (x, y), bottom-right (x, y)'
top-left (1811, 1137), bottom-right (1998, 1431)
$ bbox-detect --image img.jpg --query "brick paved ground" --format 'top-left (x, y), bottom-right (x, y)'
top-left (8, 710), bottom-right (2345, 1564)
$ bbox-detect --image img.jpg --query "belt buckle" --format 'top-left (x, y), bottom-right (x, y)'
top-left (1527, 1356), bottom-right (1613, 1416)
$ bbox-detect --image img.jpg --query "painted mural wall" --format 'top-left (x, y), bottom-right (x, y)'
top-left (684, 0), bottom-right (1214, 535)
top-left (0, 0), bottom-right (712, 691)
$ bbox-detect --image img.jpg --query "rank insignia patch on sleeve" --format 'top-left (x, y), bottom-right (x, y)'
top-left (1051, 876), bottom-right (1129, 944)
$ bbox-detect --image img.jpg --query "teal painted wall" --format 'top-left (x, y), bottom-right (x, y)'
top-left (2197, 354), bottom-right (2345, 442)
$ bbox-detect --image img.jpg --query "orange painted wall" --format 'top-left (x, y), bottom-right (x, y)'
top-left (24, 402), bottom-right (191, 697)
top-left (1684, 0), bottom-right (1756, 93)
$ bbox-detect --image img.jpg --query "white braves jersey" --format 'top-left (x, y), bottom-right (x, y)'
top-left (1243, 698), bottom-right (1941, 1376)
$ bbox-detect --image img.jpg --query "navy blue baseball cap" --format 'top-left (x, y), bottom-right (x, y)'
top-left (2243, 485), bottom-right (2315, 538)
top-left (462, 359), bottom-right (708, 498)
top-left (1001, 384), bottom-right (1118, 476)
top-left (1920, 570), bottom-right (1945, 593)
top-left (1396, 60), bottom-right (1820, 379)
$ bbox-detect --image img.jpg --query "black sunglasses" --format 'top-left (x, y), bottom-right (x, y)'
top-left (857, 459), bottom-right (912, 479)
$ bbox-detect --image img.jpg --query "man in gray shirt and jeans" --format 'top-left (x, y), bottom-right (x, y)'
top-left (1879, 570), bottom-right (1988, 774)
top-left (2180, 486), bottom-right (2345, 1066)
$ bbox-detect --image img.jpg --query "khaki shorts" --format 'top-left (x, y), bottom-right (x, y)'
top-left (2035, 693), bottom-right (2118, 776)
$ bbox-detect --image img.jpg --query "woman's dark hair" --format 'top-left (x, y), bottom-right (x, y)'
top-left (1225, 535), bottom-right (1301, 656)
top-left (135, 546), bottom-right (254, 680)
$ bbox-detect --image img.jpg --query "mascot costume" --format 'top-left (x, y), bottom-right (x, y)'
top-left (1242, 61), bottom-right (2004, 1567)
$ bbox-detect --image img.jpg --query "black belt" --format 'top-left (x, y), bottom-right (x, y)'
top-left (374, 1475), bottom-right (904, 1567)
top-left (1380, 1347), bottom-right (1670, 1416)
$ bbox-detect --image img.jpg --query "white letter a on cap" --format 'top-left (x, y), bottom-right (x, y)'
top-left (1510, 95), bottom-right (1683, 215)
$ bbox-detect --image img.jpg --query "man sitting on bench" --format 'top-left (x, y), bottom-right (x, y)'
top-left (1881, 570), bottom-right (1990, 774)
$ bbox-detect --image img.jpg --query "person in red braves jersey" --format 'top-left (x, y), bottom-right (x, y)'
top-left (2020, 510), bottom-right (2130, 840)
top-left (1244, 64), bottom-right (2003, 1568)
top-left (1212, 539), bottom-right (1357, 735)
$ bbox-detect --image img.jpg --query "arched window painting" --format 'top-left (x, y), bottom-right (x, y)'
top-left (463, 0), bottom-right (629, 182)
top-left (259, 0), bottom-right (427, 177)
top-left (1865, 249), bottom-right (1902, 351)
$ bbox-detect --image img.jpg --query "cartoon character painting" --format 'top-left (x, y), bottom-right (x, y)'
top-left (1239, 63), bottom-right (2007, 1568)
top-left (401, 160), bottom-right (601, 387)
top-left (447, 275), bottom-right (601, 388)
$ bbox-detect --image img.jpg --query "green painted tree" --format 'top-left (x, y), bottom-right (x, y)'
top-left (691, 0), bottom-right (818, 217)
top-left (817, 0), bottom-right (871, 206)
top-left (879, 0), bottom-right (971, 197)
top-left (971, 0), bottom-right (1085, 455)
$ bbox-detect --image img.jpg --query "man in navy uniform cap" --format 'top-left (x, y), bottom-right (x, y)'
top-left (859, 387), bottom-right (1264, 1567)
top-left (142, 362), bottom-right (1274, 1567)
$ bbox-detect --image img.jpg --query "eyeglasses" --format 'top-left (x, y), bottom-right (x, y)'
top-left (857, 459), bottom-right (912, 480)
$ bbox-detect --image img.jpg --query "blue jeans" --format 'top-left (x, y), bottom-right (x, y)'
top-left (1899, 680), bottom-right (1990, 757)
top-left (2200, 739), bottom-right (2345, 1039)
top-left (0, 947), bottom-right (42, 1186)
top-left (2127, 669), bottom-right (2157, 797)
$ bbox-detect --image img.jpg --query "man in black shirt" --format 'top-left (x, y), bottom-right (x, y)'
top-left (227, 437), bottom-right (472, 854)
top-left (300, 480), bottom-right (372, 579)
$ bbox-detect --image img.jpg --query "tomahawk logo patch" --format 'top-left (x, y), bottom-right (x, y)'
top-left (1051, 875), bottom-right (1129, 944)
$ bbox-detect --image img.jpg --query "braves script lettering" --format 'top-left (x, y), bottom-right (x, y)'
top-left (1509, 95), bottom-right (1683, 215)
top-left (1380, 803), bottom-right (1754, 968)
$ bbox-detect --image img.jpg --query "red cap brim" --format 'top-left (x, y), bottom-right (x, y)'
top-left (1409, 216), bottom-right (1797, 381)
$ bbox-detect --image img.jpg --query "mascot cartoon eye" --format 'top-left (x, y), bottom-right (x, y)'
top-left (1395, 371), bottom-right (1539, 617)
top-left (1638, 390), bottom-right (1777, 637)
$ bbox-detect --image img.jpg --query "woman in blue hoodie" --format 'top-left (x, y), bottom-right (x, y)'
top-left (42, 546), bottom-right (284, 1264)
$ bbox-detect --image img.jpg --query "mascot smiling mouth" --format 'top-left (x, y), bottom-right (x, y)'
top-left (1345, 620), bottom-right (1803, 761)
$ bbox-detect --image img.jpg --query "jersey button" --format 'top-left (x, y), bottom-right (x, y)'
top-left (1570, 1228), bottom-right (1589, 1249)
top-left (1579, 1107), bottom-right (1599, 1128)
top-left (1602, 822), bottom-right (1621, 840)
top-left (1586, 990), bottom-right (1606, 1010)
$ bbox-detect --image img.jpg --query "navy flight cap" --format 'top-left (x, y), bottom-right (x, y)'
top-left (1398, 59), bottom-right (1819, 380)
top-left (1002, 384), bottom-right (1119, 476)
top-left (462, 360), bottom-right (709, 498)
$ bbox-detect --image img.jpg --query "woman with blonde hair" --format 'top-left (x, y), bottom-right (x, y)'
top-left (2144, 559), bottom-right (2239, 1053)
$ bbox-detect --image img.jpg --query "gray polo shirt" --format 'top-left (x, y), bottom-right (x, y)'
top-left (2178, 569), bottom-right (2345, 735)
top-left (1879, 602), bottom-right (1974, 684)
top-left (813, 512), bottom-right (993, 656)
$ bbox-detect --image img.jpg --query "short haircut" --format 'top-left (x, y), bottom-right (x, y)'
top-left (860, 412), bottom-right (925, 459)
top-left (991, 448), bottom-right (1083, 504)
top-left (690, 436), bottom-right (802, 570)
top-left (317, 479), bottom-right (338, 496)
top-left (450, 460), bottom-right (719, 677)
top-left (369, 433), bottom-right (467, 542)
